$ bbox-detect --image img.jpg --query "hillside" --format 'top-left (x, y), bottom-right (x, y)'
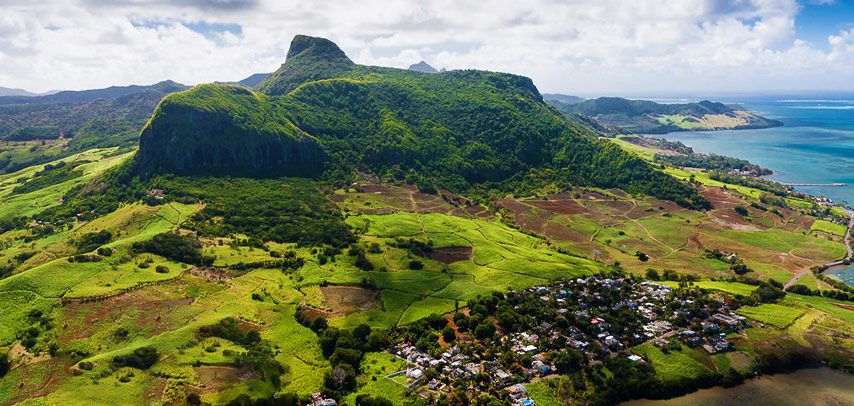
top-left (135, 35), bottom-right (708, 209)
top-left (547, 96), bottom-right (782, 134)
top-left (0, 81), bottom-right (188, 173)
top-left (0, 34), bottom-right (850, 406)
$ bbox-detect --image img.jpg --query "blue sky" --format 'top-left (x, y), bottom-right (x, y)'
top-left (0, 0), bottom-right (851, 95)
top-left (797, 0), bottom-right (854, 51)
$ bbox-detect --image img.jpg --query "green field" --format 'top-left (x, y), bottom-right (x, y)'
top-left (811, 219), bottom-right (847, 237)
top-left (736, 302), bottom-right (807, 329)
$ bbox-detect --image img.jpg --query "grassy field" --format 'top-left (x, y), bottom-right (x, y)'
top-left (811, 219), bottom-right (847, 237)
top-left (632, 344), bottom-right (715, 384)
top-left (662, 280), bottom-right (758, 296)
top-left (0, 147), bottom-right (134, 221)
top-left (736, 302), bottom-right (806, 329)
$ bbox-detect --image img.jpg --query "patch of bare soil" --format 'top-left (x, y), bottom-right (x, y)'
top-left (527, 198), bottom-right (590, 215)
top-left (311, 286), bottom-right (380, 318)
top-left (188, 267), bottom-right (234, 283)
top-left (430, 246), bottom-right (473, 264)
top-left (700, 186), bottom-right (742, 209)
top-left (60, 283), bottom-right (197, 342)
top-left (711, 209), bottom-right (762, 231)
top-left (192, 366), bottom-right (251, 393)
top-left (542, 222), bottom-right (589, 243)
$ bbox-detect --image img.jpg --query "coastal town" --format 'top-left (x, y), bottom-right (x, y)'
top-left (381, 276), bottom-right (749, 404)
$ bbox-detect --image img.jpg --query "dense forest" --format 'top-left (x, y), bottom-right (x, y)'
top-left (133, 36), bottom-right (709, 209)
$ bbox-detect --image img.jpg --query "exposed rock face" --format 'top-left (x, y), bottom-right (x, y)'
top-left (136, 86), bottom-right (326, 178)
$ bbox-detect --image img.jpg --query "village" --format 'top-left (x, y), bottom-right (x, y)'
top-left (383, 276), bottom-right (749, 405)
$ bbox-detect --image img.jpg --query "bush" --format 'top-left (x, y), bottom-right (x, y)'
top-left (75, 230), bottom-right (113, 253)
top-left (408, 260), bottom-right (424, 270)
top-left (442, 326), bottom-right (456, 342)
top-left (112, 346), bottom-right (158, 370)
top-left (0, 350), bottom-right (9, 377)
top-left (155, 265), bottom-right (169, 274)
top-left (734, 206), bottom-right (749, 216)
top-left (474, 322), bottom-right (496, 340)
top-left (197, 318), bottom-right (261, 347)
top-left (132, 233), bottom-right (210, 266)
top-left (356, 395), bottom-right (393, 406)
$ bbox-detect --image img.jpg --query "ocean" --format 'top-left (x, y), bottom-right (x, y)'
top-left (652, 96), bottom-right (854, 206)
top-left (649, 95), bottom-right (854, 285)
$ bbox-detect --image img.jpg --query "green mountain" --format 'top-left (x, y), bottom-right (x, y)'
top-left (134, 35), bottom-right (708, 209)
top-left (548, 96), bottom-right (782, 134)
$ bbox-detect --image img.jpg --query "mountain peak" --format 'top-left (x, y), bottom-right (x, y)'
top-left (256, 35), bottom-right (355, 96)
top-left (409, 61), bottom-right (437, 73)
top-left (286, 35), bottom-right (350, 63)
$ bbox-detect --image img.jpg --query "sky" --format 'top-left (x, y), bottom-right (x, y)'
top-left (0, 0), bottom-right (852, 96)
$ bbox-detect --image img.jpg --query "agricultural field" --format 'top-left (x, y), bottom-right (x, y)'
top-left (736, 303), bottom-right (806, 329)
top-left (0, 141), bottom-right (850, 405)
top-left (811, 219), bottom-right (848, 237)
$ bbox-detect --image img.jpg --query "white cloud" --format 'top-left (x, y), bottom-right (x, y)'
top-left (0, 0), bottom-right (851, 95)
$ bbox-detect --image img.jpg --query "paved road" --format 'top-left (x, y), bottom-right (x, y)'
top-left (785, 210), bottom-right (853, 290)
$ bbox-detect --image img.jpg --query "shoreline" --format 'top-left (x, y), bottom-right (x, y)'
top-left (620, 366), bottom-right (854, 405)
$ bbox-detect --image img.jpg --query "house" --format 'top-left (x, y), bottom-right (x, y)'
top-left (507, 384), bottom-right (526, 400)
top-left (628, 354), bottom-right (644, 362)
top-left (495, 369), bottom-right (511, 384)
top-left (407, 368), bottom-right (424, 380)
top-left (522, 345), bottom-right (538, 354)
top-left (428, 378), bottom-right (441, 390)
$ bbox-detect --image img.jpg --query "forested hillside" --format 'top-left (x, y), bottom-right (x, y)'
top-left (135, 35), bottom-right (709, 209)
top-left (0, 81), bottom-right (188, 173)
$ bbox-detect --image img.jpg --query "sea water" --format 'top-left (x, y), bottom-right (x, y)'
top-left (651, 96), bottom-right (854, 285)
top-left (653, 97), bottom-right (854, 206)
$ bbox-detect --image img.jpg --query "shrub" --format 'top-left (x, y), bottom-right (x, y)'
top-left (132, 233), bottom-right (210, 266)
top-left (734, 206), bottom-right (749, 216)
top-left (155, 265), bottom-right (169, 274)
top-left (408, 260), bottom-right (424, 270)
top-left (75, 230), bottom-right (113, 253)
top-left (0, 350), bottom-right (9, 377)
top-left (112, 346), bottom-right (159, 370)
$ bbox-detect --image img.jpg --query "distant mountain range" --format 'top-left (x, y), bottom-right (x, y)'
top-left (544, 95), bottom-right (782, 134)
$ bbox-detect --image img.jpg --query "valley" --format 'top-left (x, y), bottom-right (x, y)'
top-left (0, 34), bottom-right (850, 406)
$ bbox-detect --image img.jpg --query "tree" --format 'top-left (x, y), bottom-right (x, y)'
top-left (553, 349), bottom-right (585, 373)
top-left (645, 269), bottom-right (660, 281)
top-left (442, 326), bottom-right (456, 342)
top-left (0, 350), bottom-right (9, 378)
top-left (353, 324), bottom-right (371, 341)
top-left (324, 364), bottom-right (356, 393)
top-left (367, 330), bottom-right (391, 351)
top-left (474, 322), bottom-right (496, 340)
top-left (311, 316), bottom-right (328, 332)
top-left (112, 346), bottom-right (159, 369)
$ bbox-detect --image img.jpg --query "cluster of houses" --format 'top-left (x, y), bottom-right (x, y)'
top-left (310, 393), bottom-right (336, 406)
top-left (385, 276), bottom-right (750, 404)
